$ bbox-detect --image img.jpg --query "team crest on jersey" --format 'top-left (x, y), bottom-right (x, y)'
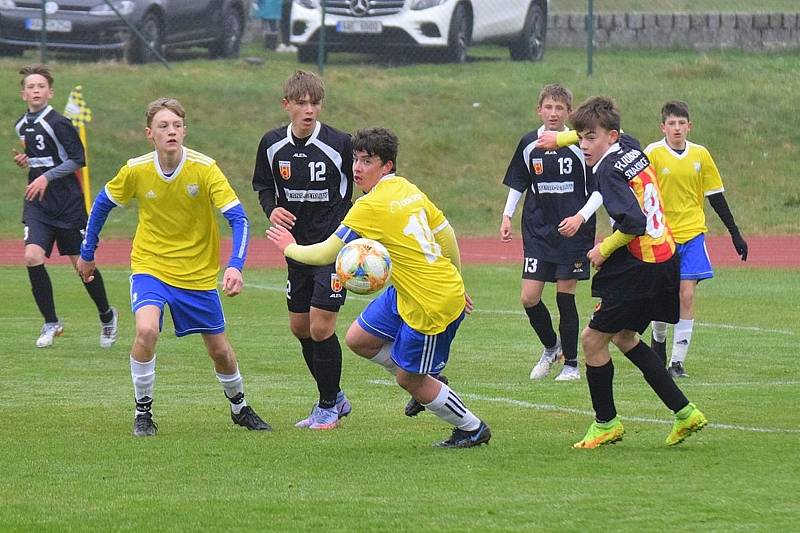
top-left (531, 158), bottom-right (544, 175)
top-left (279, 161), bottom-right (292, 180)
top-left (186, 184), bottom-right (199, 197)
top-left (330, 273), bottom-right (343, 293)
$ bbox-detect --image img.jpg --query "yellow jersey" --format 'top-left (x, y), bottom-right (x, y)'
top-left (105, 147), bottom-right (240, 290)
top-left (644, 139), bottom-right (724, 243)
top-left (341, 174), bottom-right (464, 335)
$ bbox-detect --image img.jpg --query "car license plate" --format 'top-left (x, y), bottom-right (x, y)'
top-left (336, 20), bottom-right (382, 34)
top-left (25, 18), bottom-right (73, 33)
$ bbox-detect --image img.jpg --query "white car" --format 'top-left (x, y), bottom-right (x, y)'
top-left (289, 0), bottom-right (547, 63)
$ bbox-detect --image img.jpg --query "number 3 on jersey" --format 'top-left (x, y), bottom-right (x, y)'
top-left (403, 210), bottom-right (441, 264)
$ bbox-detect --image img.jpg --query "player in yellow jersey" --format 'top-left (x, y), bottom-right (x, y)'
top-left (76, 98), bottom-right (271, 436)
top-left (645, 101), bottom-right (748, 378)
top-left (267, 127), bottom-right (491, 448)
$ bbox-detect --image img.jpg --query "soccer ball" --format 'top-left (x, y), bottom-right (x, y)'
top-left (335, 238), bottom-right (392, 295)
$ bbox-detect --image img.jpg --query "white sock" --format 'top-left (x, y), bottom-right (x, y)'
top-left (130, 355), bottom-right (155, 415)
top-left (370, 343), bottom-right (398, 375)
top-left (671, 319), bottom-right (694, 364)
top-left (423, 382), bottom-right (480, 431)
top-left (216, 368), bottom-right (247, 414)
top-left (651, 321), bottom-right (668, 343)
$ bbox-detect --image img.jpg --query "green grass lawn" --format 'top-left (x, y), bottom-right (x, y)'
top-left (1, 46), bottom-right (798, 239)
top-left (1, 265), bottom-right (797, 531)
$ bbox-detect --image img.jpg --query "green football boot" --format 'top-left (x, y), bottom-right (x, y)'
top-left (666, 403), bottom-right (708, 446)
top-left (573, 416), bottom-right (625, 449)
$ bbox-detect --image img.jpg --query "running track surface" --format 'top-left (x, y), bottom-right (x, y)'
top-left (0, 235), bottom-right (796, 268)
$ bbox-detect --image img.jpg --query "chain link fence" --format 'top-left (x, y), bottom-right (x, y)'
top-left (249, 0), bottom-right (799, 67)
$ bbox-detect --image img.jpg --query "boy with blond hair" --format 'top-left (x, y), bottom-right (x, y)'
top-left (78, 98), bottom-right (271, 436)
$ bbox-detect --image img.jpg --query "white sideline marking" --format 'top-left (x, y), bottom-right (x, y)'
top-left (689, 380), bottom-right (800, 387)
top-left (246, 283), bottom-right (795, 335)
top-left (367, 379), bottom-right (800, 434)
top-left (246, 282), bottom-right (795, 336)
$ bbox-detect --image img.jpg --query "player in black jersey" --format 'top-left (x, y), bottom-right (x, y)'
top-left (500, 84), bottom-right (601, 382)
top-left (570, 96), bottom-right (707, 449)
top-left (252, 70), bottom-right (353, 429)
top-left (13, 65), bottom-right (117, 349)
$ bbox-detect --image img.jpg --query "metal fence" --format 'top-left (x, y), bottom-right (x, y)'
top-left (248, 0), bottom-right (800, 71)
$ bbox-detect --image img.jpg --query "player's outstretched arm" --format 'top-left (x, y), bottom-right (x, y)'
top-left (267, 226), bottom-right (344, 266)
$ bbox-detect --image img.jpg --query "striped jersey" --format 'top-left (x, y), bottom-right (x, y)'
top-left (336, 174), bottom-right (464, 335)
top-left (644, 139), bottom-right (725, 243)
top-left (15, 105), bottom-right (86, 228)
top-left (104, 147), bottom-right (242, 290)
top-left (594, 134), bottom-right (675, 263)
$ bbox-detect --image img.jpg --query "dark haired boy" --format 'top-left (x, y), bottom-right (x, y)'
top-left (645, 100), bottom-right (748, 377)
top-left (267, 127), bottom-right (490, 448)
top-left (569, 96), bottom-right (706, 449)
top-left (14, 64), bottom-right (117, 348)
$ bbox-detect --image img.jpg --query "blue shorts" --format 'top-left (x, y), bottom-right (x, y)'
top-left (356, 286), bottom-right (465, 375)
top-left (676, 234), bottom-right (713, 281)
top-left (130, 274), bottom-right (226, 337)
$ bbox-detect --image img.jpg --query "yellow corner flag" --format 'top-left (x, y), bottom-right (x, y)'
top-left (64, 86), bottom-right (93, 214)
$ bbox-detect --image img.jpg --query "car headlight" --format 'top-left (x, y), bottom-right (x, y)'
top-left (294, 0), bottom-right (319, 8)
top-left (0, 0), bottom-right (17, 8)
top-left (411, 0), bottom-right (447, 10)
top-left (89, 1), bottom-right (135, 16)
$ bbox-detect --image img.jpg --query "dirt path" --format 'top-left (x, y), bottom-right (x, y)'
top-left (0, 235), bottom-right (796, 268)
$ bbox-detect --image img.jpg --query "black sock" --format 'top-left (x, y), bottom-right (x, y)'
top-left (299, 337), bottom-right (316, 379)
top-left (313, 334), bottom-right (343, 409)
top-left (27, 264), bottom-right (58, 323)
top-left (586, 360), bottom-right (616, 422)
top-left (623, 341), bottom-right (689, 413)
top-left (557, 292), bottom-right (578, 367)
top-left (524, 301), bottom-right (557, 348)
top-left (81, 268), bottom-right (112, 321)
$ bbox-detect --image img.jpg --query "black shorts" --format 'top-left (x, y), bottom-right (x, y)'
top-left (24, 219), bottom-right (83, 258)
top-left (588, 290), bottom-right (679, 335)
top-left (286, 262), bottom-right (346, 313)
top-left (522, 255), bottom-right (590, 282)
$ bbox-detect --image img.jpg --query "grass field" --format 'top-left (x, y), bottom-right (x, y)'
top-left (1, 265), bottom-right (798, 531)
top-left (1, 46), bottom-right (798, 238)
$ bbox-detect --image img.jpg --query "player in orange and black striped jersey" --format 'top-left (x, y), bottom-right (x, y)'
top-left (251, 70), bottom-right (353, 429)
top-left (569, 96), bottom-right (707, 449)
top-left (13, 65), bottom-right (117, 350)
top-left (501, 84), bottom-right (602, 383)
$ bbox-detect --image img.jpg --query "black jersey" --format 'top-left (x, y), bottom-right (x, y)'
top-left (252, 121), bottom-right (353, 249)
top-left (15, 105), bottom-right (86, 228)
top-left (503, 126), bottom-right (596, 263)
